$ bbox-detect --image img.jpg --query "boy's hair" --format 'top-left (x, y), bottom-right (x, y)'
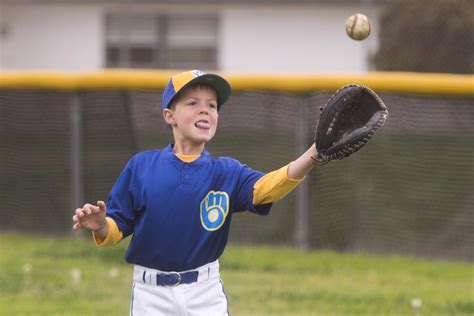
top-left (162, 70), bottom-right (231, 111)
top-left (168, 83), bottom-right (218, 111)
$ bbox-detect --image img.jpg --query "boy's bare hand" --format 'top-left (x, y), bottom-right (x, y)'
top-left (72, 201), bottom-right (107, 234)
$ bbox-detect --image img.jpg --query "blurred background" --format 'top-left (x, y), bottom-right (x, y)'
top-left (0, 0), bottom-right (473, 261)
top-left (2, 0), bottom-right (471, 74)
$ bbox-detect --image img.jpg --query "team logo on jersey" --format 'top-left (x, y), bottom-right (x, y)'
top-left (200, 191), bottom-right (229, 231)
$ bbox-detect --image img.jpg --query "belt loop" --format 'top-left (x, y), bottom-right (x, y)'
top-left (142, 271), bottom-right (146, 283)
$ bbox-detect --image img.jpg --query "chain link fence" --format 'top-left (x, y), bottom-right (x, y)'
top-left (0, 73), bottom-right (472, 261)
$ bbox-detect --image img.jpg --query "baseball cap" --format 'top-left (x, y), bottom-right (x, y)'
top-left (162, 70), bottom-right (232, 110)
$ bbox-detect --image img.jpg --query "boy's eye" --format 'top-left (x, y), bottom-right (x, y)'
top-left (188, 101), bottom-right (197, 106)
top-left (209, 103), bottom-right (217, 109)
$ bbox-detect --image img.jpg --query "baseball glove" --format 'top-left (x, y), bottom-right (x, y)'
top-left (314, 84), bottom-right (389, 164)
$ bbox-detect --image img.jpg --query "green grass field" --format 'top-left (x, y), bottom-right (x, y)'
top-left (0, 232), bottom-right (472, 316)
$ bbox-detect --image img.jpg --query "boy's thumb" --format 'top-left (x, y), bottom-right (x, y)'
top-left (97, 201), bottom-right (106, 211)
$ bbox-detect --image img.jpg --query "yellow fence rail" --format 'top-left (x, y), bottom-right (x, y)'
top-left (0, 70), bottom-right (472, 96)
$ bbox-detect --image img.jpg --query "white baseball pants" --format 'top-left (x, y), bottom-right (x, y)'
top-left (130, 260), bottom-right (229, 316)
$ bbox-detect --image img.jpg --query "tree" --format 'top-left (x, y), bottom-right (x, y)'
top-left (373, 0), bottom-right (474, 74)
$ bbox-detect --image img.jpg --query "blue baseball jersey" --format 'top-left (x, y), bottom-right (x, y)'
top-left (106, 144), bottom-right (272, 271)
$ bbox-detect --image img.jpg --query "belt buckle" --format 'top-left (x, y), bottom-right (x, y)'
top-left (169, 272), bottom-right (181, 286)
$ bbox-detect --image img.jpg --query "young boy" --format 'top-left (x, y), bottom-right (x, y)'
top-left (72, 70), bottom-right (319, 315)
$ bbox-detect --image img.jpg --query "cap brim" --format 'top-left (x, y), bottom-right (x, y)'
top-left (179, 74), bottom-right (232, 109)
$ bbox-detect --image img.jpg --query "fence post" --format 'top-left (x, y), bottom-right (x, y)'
top-left (70, 93), bottom-right (84, 236)
top-left (121, 91), bottom-right (139, 154)
top-left (294, 99), bottom-right (311, 250)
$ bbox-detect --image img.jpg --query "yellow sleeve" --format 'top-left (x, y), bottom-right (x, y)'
top-left (92, 217), bottom-right (123, 247)
top-left (253, 163), bottom-right (304, 205)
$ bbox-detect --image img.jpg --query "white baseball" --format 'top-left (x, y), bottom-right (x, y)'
top-left (345, 13), bottom-right (371, 41)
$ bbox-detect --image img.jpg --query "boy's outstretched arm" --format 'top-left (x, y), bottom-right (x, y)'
top-left (253, 144), bottom-right (318, 205)
top-left (72, 201), bottom-right (108, 239)
top-left (287, 144), bottom-right (318, 180)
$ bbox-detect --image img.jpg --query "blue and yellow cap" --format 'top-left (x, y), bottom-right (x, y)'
top-left (162, 70), bottom-right (232, 110)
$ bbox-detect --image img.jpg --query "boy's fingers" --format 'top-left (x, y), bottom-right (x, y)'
top-left (72, 222), bottom-right (81, 230)
top-left (83, 204), bottom-right (93, 215)
top-left (75, 208), bottom-right (85, 217)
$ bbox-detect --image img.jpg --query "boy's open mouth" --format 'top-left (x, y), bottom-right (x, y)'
top-left (195, 119), bottom-right (211, 129)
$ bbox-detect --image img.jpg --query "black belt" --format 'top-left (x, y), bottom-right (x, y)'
top-left (142, 270), bottom-right (199, 286)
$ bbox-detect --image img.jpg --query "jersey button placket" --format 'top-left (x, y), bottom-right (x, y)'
top-left (182, 164), bottom-right (191, 184)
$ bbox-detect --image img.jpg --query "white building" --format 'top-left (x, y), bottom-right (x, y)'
top-left (0, 0), bottom-right (384, 73)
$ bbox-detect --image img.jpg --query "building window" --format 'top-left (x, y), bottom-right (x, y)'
top-left (105, 14), bottom-right (218, 70)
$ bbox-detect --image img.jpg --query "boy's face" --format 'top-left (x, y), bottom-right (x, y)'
top-left (163, 85), bottom-right (219, 147)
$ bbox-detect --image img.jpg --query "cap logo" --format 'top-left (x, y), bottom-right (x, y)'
top-left (192, 70), bottom-right (206, 77)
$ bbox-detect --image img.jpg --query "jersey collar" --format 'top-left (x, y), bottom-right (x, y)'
top-left (164, 144), bottom-right (212, 165)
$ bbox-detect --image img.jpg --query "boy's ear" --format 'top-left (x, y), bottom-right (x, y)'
top-left (163, 109), bottom-right (176, 125)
